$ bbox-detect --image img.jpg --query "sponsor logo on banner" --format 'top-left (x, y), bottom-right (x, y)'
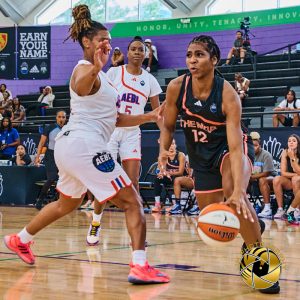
top-left (0, 61), bottom-right (6, 71)
top-left (40, 62), bottom-right (47, 74)
top-left (20, 62), bottom-right (29, 74)
top-left (0, 33), bottom-right (7, 52)
top-left (29, 65), bottom-right (39, 73)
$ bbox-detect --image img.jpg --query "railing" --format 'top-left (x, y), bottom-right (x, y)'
top-left (252, 40), bottom-right (300, 78)
top-left (242, 110), bottom-right (300, 128)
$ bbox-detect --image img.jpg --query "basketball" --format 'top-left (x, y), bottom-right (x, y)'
top-left (197, 203), bottom-right (240, 246)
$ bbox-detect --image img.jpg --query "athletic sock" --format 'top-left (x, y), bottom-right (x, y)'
top-left (132, 250), bottom-right (147, 266)
top-left (287, 206), bottom-right (296, 214)
top-left (92, 211), bottom-right (103, 223)
top-left (264, 203), bottom-right (271, 209)
top-left (18, 227), bottom-right (34, 244)
top-left (154, 196), bottom-right (160, 204)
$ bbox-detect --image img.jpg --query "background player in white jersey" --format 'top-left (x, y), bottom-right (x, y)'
top-left (4, 4), bottom-right (169, 284)
top-left (86, 38), bottom-right (162, 245)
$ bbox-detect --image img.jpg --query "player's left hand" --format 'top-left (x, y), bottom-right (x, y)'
top-left (223, 191), bottom-right (254, 222)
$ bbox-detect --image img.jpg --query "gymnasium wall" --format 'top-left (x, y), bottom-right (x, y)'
top-left (1, 6), bottom-right (300, 96)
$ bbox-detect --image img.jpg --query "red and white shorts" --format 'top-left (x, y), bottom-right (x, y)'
top-left (54, 131), bottom-right (131, 202)
top-left (108, 127), bottom-right (141, 162)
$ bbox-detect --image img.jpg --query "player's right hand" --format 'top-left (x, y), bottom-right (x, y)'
top-left (94, 40), bottom-right (111, 71)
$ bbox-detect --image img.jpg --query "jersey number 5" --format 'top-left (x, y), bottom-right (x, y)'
top-left (125, 105), bottom-right (132, 114)
top-left (192, 129), bottom-right (208, 143)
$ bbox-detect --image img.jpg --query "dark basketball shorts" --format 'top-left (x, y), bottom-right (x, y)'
top-left (283, 117), bottom-right (293, 127)
top-left (193, 136), bottom-right (254, 194)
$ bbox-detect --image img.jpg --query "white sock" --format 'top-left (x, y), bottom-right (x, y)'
top-left (132, 250), bottom-right (147, 266)
top-left (155, 196), bottom-right (160, 204)
top-left (18, 227), bottom-right (34, 244)
top-left (287, 206), bottom-right (296, 214)
top-left (264, 203), bottom-right (271, 209)
top-left (92, 211), bottom-right (103, 223)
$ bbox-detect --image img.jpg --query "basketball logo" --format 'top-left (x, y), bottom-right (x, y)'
top-left (240, 247), bottom-right (282, 290)
top-left (93, 151), bottom-right (115, 173)
top-left (0, 33), bottom-right (7, 52)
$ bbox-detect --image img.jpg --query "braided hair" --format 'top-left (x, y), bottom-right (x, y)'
top-left (65, 4), bottom-right (107, 48)
top-left (188, 35), bottom-right (221, 65)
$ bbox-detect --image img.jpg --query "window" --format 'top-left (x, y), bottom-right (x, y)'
top-left (243, 0), bottom-right (277, 12)
top-left (36, 0), bottom-right (171, 24)
top-left (107, 0), bottom-right (138, 22)
top-left (208, 0), bottom-right (242, 15)
top-left (36, 0), bottom-right (72, 25)
top-left (279, 0), bottom-right (300, 8)
top-left (139, 0), bottom-right (172, 20)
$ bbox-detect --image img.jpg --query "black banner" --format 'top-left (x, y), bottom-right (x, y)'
top-left (17, 26), bottom-right (51, 79)
top-left (0, 27), bottom-right (16, 79)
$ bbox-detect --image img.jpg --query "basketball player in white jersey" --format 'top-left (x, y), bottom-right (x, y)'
top-left (86, 38), bottom-right (162, 245)
top-left (4, 4), bottom-right (169, 284)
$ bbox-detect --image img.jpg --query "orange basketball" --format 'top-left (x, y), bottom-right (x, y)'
top-left (197, 203), bottom-right (240, 246)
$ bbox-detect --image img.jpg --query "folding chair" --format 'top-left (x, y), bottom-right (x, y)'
top-left (139, 162), bottom-right (159, 209)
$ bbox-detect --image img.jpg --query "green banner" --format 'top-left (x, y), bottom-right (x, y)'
top-left (110, 6), bottom-right (300, 37)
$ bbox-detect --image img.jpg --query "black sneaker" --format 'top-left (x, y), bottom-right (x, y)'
top-left (259, 281), bottom-right (280, 294)
top-left (241, 219), bottom-right (265, 253)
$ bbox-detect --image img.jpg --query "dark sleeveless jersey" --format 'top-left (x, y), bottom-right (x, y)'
top-left (176, 74), bottom-right (246, 170)
top-left (166, 151), bottom-right (188, 176)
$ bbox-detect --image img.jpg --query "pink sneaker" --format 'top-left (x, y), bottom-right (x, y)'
top-left (128, 261), bottom-right (170, 284)
top-left (4, 234), bottom-right (35, 265)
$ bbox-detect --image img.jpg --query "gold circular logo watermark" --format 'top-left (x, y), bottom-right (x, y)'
top-left (240, 246), bottom-right (282, 290)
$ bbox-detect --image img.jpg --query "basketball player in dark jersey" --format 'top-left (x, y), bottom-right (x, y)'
top-left (158, 35), bottom-right (279, 294)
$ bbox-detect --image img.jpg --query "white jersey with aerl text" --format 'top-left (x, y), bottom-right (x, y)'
top-left (106, 65), bottom-right (162, 116)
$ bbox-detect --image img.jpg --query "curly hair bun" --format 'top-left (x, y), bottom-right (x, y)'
top-left (72, 4), bottom-right (91, 21)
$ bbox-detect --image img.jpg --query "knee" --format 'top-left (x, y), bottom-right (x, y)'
top-left (258, 177), bottom-right (267, 187)
top-left (273, 176), bottom-right (282, 188)
top-left (291, 175), bottom-right (300, 187)
top-left (272, 114), bottom-right (278, 120)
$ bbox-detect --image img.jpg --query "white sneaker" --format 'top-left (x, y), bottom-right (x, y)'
top-left (274, 208), bottom-right (285, 219)
top-left (294, 209), bottom-right (300, 221)
top-left (258, 206), bottom-right (272, 219)
top-left (86, 221), bottom-right (101, 246)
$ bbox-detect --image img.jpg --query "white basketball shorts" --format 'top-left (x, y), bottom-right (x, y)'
top-left (107, 127), bottom-right (141, 161)
top-left (54, 131), bottom-right (131, 202)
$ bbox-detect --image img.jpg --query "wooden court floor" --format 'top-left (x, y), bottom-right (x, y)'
top-left (0, 206), bottom-right (299, 300)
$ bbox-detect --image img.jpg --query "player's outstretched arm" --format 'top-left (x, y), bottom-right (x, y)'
top-left (116, 103), bottom-right (165, 127)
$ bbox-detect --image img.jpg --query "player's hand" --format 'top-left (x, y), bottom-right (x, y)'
top-left (223, 191), bottom-right (254, 222)
top-left (287, 148), bottom-right (296, 160)
top-left (94, 40), bottom-right (111, 71)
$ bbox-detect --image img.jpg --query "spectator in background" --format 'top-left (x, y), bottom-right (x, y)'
top-left (0, 91), bottom-right (14, 121)
top-left (12, 97), bottom-right (26, 126)
top-left (152, 139), bottom-right (186, 213)
top-left (110, 47), bottom-right (124, 67)
top-left (273, 134), bottom-right (300, 219)
top-left (34, 110), bottom-right (67, 210)
top-left (273, 90), bottom-right (300, 127)
top-left (143, 38), bottom-right (158, 73)
top-left (167, 161), bottom-right (195, 215)
top-left (0, 83), bottom-right (13, 100)
top-left (234, 72), bottom-right (250, 102)
top-left (223, 31), bottom-right (246, 65)
top-left (0, 117), bottom-right (20, 159)
top-left (26, 86), bottom-right (55, 117)
top-left (248, 132), bottom-right (276, 219)
top-left (11, 144), bottom-right (31, 166)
